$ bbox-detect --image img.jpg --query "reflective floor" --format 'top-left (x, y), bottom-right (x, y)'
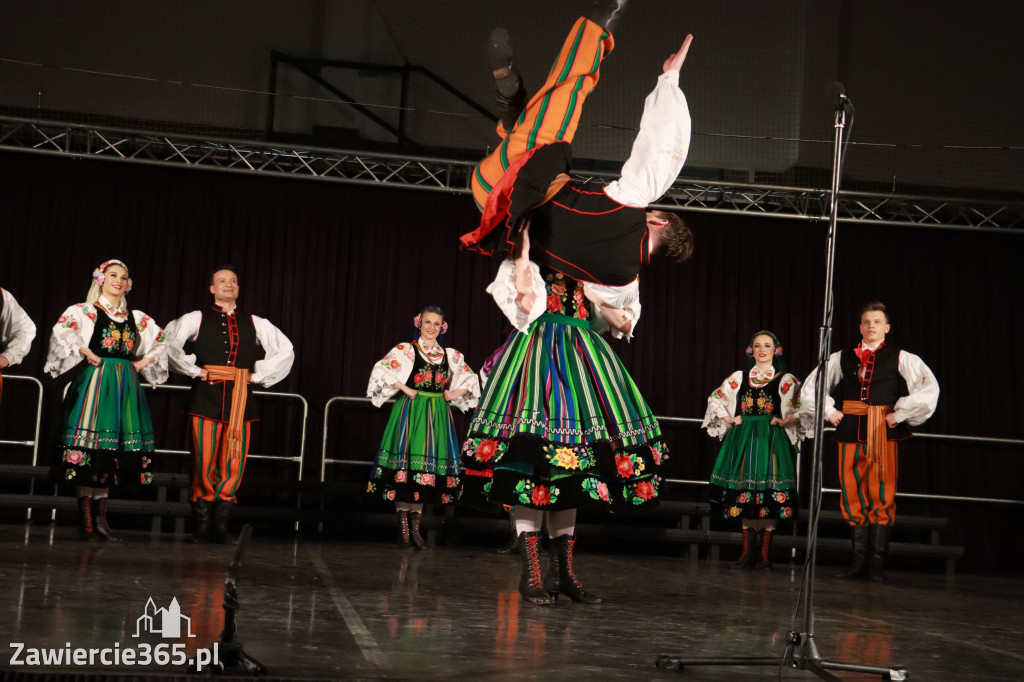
top-left (0, 522), bottom-right (1021, 681)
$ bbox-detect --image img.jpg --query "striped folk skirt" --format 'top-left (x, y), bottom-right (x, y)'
top-left (56, 358), bottom-right (156, 488)
top-left (708, 415), bottom-right (798, 523)
top-left (368, 391), bottom-right (462, 505)
top-left (461, 315), bottom-right (666, 512)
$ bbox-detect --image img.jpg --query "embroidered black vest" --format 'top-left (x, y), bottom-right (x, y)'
top-left (736, 371), bottom-right (784, 416)
top-left (834, 344), bottom-right (911, 442)
top-left (90, 307), bottom-right (139, 361)
top-left (188, 307), bottom-right (260, 422)
top-left (409, 346), bottom-right (450, 392)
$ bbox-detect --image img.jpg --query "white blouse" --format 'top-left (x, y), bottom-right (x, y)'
top-left (701, 369), bottom-right (802, 444)
top-left (367, 343), bottom-right (481, 413)
top-left (44, 295), bottom-right (168, 385)
top-left (0, 288), bottom-right (37, 367)
top-left (163, 309), bottom-right (295, 388)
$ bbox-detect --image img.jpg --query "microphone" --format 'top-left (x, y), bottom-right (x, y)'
top-left (825, 81), bottom-right (855, 113)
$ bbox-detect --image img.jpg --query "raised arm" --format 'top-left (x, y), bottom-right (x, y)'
top-left (604, 35), bottom-right (693, 208)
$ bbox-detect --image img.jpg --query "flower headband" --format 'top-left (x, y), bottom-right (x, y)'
top-left (745, 329), bottom-right (783, 358)
top-left (414, 306), bottom-right (448, 334)
top-left (92, 260), bottom-right (133, 293)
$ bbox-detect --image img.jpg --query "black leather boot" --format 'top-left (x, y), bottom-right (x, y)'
top-left (92, 497), bottom-right (122, 542)
top-left (869, 524), bottom-right (891, 582)
top-left (736, 527), bottom-right (757, 568)
top-left (211, 501), bottom-right (237, 545)
top-left (837, 524), bottom-right (870, 579)
top-left (487, 27), bottom-right (526, 133)
top-left (190, 500), bottom-right (212, 544)
top-left (409, 511), bottom-right (428, 550)
top-left (497, 531), bottom-right (521, 554)
top-left (518, 532), bottom-right (552, 606)
top-left (396, 510), bottom-right (413, 550)
top-left (586, 0), bottom-right (629, 32)
top-left (77, 496), bottom-right (97, 541)
top-left (546, 533), bottom-right (602, 603)
top-left (759, 529), bottom-right (775, 570)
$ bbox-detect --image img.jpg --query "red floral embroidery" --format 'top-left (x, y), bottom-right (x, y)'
top-left (550, 281), bottom-right (567, 296)
top-left (635, 480), bottom-right (656, 500)
top-left (413, 373), bottom-right (424, 384)
top-left (530, 485), bottom-right (552, 506)
top-left (614, 453), bottom-right (634, 478)
top-left (729, 378), bottom-right (739, 390)
top-left (476, 439), bottom-right (499, 462)
top-left (546, 294), bottom-right (562, 313)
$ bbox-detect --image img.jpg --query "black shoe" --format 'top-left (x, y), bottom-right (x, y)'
top-left (868, 524), bottom-right (890, 582)
top-left (77, 496), bottom-right (97, 541)
top-left (92, 497), bottom-right (123, 542)
top-left (735, 528), bottom-right (757, 568)
top-left (190, 500), bottom-right (212, 544)
top-left (211, 502), bottom-right (237, 545)
top-left (487, 27), bottom-right (526, 132)
top-left (546, 533), bottom-right (602, 604)
top-left (409, 511), bottom-right (429, 550)
top-left (497, 532), bottom-right (520, 554)
top-left (837, 525), bottom-right (870, 579)
top-left (519, 532), bottom-right (553, 606)
top-left (397, 510), bottom-right (414, 550)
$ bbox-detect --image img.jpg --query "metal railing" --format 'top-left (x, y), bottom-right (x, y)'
top-left (0, 374), bottom-right (46, 520)
top-left (321, 397), bottom-right (1024, 508)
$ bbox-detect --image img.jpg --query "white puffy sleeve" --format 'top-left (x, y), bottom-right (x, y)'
top-left (367, 344), bottom-right (415, 407)
top-left (894, 351), bottom-right (939, 426)
top-left (0, 288), bottom-right (37, 366)
top-left (132, 310), bottom-right (168, 385)
top-left (445, 348), bottom-right (481, 413)
top-left (585, 280), bottom-right (642, 341)
top-left (701, 370), bottom-right (743, 440)
top-left (252, 315), bottom-right (295, 388)
top-left (797, 351), bottom-right (842, 437)
top-left (486, 258), bottom-right (546, 333)
top-left (44, 304), bottom-right (96, 378)
top-left (163, 311), bottom-right (203, 379)
top-left (778, 372), bottom-right (802, 444)
top-left (603, 70), bottom-right (691, 208)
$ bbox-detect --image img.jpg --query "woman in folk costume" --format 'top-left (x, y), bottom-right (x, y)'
top-left (701, 331), bottom-right (801, 569)
top-left (44, 259), bottom-right (168, 540)
top-left (461, 226), bottom-right (671, 607)
top-left (366, 305), bottom-right (480, 549)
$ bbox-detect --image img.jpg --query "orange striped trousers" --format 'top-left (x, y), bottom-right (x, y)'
top-left (190, 415), bottom-right (252, 503)
top-left (837, 441), bottom-right (899, 526)
top-left (471, 17), bottom-right (614, 211)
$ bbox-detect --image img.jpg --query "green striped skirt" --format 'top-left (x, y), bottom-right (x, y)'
top-left (461, 314), bottom-right (666, 512)
top-left (708, 414), bottom-right (798, 522)
top-left (56, 358), bottom-right (155, 488)
top-left (368, 391), bottom-right (462, 505)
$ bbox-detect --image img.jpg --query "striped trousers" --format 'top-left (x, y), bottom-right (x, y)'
top-left (471, 17), bottom-right (614, 211)
top-left (837, 441), bottom-right (899, 526)
top-left (190, 415), bottom-right (252, 503)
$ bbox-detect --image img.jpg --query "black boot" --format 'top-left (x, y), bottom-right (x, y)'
top-left (409, 511), bottom-right (428, 550)
top-left (736, 527), bottom-right (758, 568)
top-left (487, 27), bottom-right (526, 133)
top-left (586, 0), bottom-right (629, 32)
top-left (396, 510), bottom-right (414, 550)
top-left (77, 496), bottom-right (97, 541)
top-left (497, 532), bottom-right (521, 554)
top-left (869, 524), bottom-right (891, 582)
top-left (92, 497), bottom-right (122, 542)
top-left (518, 532), bottom-right (552, 606)
top-left (190, 501), bottom-right (212, 544)
top-left (546, 533), bottom-right (602, 604)
top-left (211, 502), bottom-right (237, 545)
top-left (837, 525), bottom-right (870, 579)
top-left (759, 529), bottom-right (775, 570)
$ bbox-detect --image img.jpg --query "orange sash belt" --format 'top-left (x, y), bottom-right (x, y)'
top-left (205, 365), bottom-right (251, 461)
top-left (842, 400), bottom-right (894, 478)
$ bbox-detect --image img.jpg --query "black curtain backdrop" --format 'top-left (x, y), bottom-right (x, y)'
top-left (1, 150), bottom-right (1021, 571)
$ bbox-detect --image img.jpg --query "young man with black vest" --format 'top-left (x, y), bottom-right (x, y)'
top-left (799, 302), bottom-right (939, 581)
top-left (165, 268), bottom-right (294, 543)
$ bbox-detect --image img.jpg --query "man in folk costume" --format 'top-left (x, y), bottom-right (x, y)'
top-left (165, 268), bottom-right (294, 544)
top-left (461, 1), bottom-right (695, 301)
top-left (799, 302), bottom-right (939, 581)
top-left (0, 287), bottom-right (37, 402)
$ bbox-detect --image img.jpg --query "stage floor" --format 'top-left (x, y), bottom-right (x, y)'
top-left (0, 522), bottom-right (1020, 681)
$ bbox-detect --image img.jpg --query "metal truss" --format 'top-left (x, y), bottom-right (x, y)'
top-left (2, 115), bottom-right (1021, 232)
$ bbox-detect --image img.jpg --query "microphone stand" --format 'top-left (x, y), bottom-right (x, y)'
top-left (655, 97), bottom-right (908, 680)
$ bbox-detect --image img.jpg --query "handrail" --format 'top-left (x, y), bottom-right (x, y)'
top-left (0, 374), bottom-right (45, 521)
top-left (321, 395), bottom-right (1024, 509)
